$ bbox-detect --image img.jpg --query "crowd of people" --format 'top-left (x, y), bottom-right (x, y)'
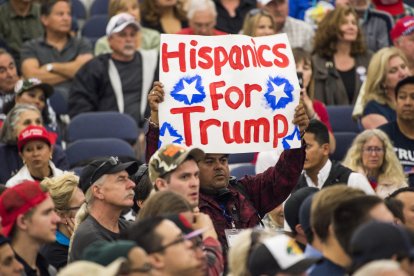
top-left (1, 0), bottom-right (414, 275)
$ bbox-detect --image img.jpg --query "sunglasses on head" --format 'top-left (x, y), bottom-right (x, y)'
top-left (89, 156), bottom-right (119, 185)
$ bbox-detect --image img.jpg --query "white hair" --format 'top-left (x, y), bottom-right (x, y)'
top-left (187, 0), bottom-right (217, 20)
top-left (353, 260), bottom-right (406, 276)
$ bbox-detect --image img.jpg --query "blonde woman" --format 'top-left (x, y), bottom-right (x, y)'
top-left (40, 172), bottom-right (85, 270)
top-left (343, 129), bottom-right (407, 198)
top-left (360, 47), bottom-right (411, 129)
top-left (241, 9), bottom-right (275, 37)
top-left (94, 0), bottom-right (160, 55)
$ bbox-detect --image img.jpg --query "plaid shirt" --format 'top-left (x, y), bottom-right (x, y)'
top-left (146, 123), bottom-right (305, 259)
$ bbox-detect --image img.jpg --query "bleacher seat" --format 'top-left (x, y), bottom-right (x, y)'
top-left (228, 152), bottom-right (255, 164)
top-left (65, 138), bottom-right (136, 168)
top-left (330, 132), bottom-right (357, 162)
top-left (71, 0), bottom-right (87, 19)
top-left (230, 164), bottom-right (256, 179)
top-left (89, 0), bottom-right (109, 16)
top-left (326, 105), bottom-right (359, 133)
top-left (67, 112), bottom-right (139, 144)
top-left (49, 89), bottom-right (68, 116)
top-left (81, 15), bottom-right (108, 47)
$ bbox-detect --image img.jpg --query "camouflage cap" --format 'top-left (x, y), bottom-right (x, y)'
top-left (149, 144), bottom-right (205, 183)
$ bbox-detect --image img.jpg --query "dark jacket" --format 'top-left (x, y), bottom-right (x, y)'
top-left (312, 52), bottom-right (372, 105)
top-left (69, 51), bottom-right (158, 127)
top-left (146, 123), bottom-right (306, 256)
top-left (0, 143), bottom-right (69, 184)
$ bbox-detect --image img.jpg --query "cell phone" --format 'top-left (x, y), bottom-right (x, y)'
top-left (297, 72), bottom-right (304, 89)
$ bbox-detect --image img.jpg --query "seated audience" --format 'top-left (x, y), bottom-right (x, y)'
top-left (248, 234), bottom-right (318, 276)
top-left (140, 0), bottom-right (188, 34)
top-left (358, 47), bottom-right (411, 129)
top-left (4, 77), bottom-right (58, 136)
top-left (309, 186), bottom-right (365, 275)
top-left (0, 0), bottom-right (43, 67)
top-left (312, 6), bottom-right (372, 105)
top-left (124, 216), bottom-right (206, 276)
top-left (379, 76), bottom-right (414, 187)
top-left (0, 104), bottom-right (69, 184)
top-left (227, 228), bottom-right (274, 276)
top-left (293, 120), bottom-right (374, 194)
top-left (0, 181), bottom-right (61, 275)
top-left (69, 13), bottom-right (158, 128)
top-left (69, 157), bottom-right (138, 262)
top-left (349, 221), bottom-right (414, 274)
top-left (6, 125), bottom-right (63, 187)
top-left (0, 235), bottom-right (23, 275)
top-left (94, 0), bottom-right (160, 55)
top-left (241, 8), bottom-right (275, 37)
top-left (343, 129), bottom-right (408, 197)
top-left (20, 0), bottom-right (93, 100)
top-left (213, 0), bottom-right (256, 34)
top-left (40, 172), bottom-right (85, 270)
top-left (0, 48), bottom-right (19, 121)
top-left (177, 0), bottom-right (226, 36)
top-left (392, 17), bottom-right (414, 74)
top-left (389, 187), bottom-right (414, 231)
top-left (131, 163), bottom-right (153, 215)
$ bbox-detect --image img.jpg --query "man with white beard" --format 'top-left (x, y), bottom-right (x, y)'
top-left (69, 13), bottom-right (158, 127)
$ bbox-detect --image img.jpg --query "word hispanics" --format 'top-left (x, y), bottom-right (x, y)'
top-left (170, 81), bottom-right (289, 148)
top-left (161, 40), bottom-right (289, 76)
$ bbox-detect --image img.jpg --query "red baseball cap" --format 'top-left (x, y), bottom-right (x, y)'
top-left (372, 0), bottom-right (404, 16)
top-left (0, 181), bottom-right (49, 237)
top-left (391, 16), bottom-right (414, 41)
top-left (17, 125), bottom-right (55, 152)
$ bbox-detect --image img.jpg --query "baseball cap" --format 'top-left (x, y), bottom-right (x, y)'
top-left (0, 180), bottom-right (48, 237)
top-left (17, 125), bottom-right (55, 152)
top-left (350, 221), bottom-right (414, 269)
top-left (82, 240), bottom-right (137, 266)
top-left (148, 144), bottom-right (205, 183)
top-left (14, 77), bottom-right (53, 98)
top-left (79, 156), bottom-right (138, 193)
top-left (372, 0), bottom-right (404, 16)
top-left (248, 234), bottom-right (318, 276)
top-left (57, 258), bottom-right (125, 276)
top-left (391, 16), bottom-right (414, 42)
top-left (106, 13), bottom-right (140, 36)
top-left (299, 193), bottom-right (316, 237)
top-left (284, 187), bottom-right (319, 233)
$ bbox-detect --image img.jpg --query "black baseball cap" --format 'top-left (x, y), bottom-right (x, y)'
top-left (285, 187), bottom-right (319, 233)
top-left (79, 156), bottom-right (138, 193)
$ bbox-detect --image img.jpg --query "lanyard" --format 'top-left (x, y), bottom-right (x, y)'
top-left (219, 202), bottom-right (239, 229)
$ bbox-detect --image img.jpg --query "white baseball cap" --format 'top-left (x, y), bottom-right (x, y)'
top-left (106, 13), bottom-right (140, 36)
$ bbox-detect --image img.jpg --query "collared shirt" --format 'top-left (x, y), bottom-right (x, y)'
top-left (0, 2), bottom-right (43, 65)
top-left (303, 159), bottom-right (375, 194)
top-left (281, 16), bottom-right (314, 53)
top-left (15, 251), bottom-right (56, 276)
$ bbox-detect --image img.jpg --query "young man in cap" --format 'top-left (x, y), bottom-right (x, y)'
top-left (69, 156), bottom-right (138, 262)
top-left (0, 235), bottom-right (23, 276)
top-left (147, 81), bottom-right (309, 261)
top-left (69, 12), bottom-right (158, 127)
top-left (125, 216), bottom-right (206, 276)
top-left (248, 234), bottom-right (318, 276)
top-left (0, 180), bottom-right (61, 275)
top-left (391, 16), bottom-right (414, 74)
top-left (149, 143), bottom-right (204, 208)
top-left (350, 221), bottom-right (414, 274)
top-left (379, 76), bottom-right (414, 187)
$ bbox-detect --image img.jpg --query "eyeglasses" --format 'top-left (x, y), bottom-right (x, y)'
top-left (363, 147), bottom-right (384, 154)
top-left (152, 234), bottom-right (189, 253)
top-left (248, 8), bottom-right (265, 17)
top-left (89, 156), bottom-right (119, 185)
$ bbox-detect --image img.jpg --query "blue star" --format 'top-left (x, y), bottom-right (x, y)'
top-left (264, 76), bottom-right (294, 111)
top-left (282, 127), bottom-right (301, 150)
top-left (159, 122), bottom-right (184, 148)
top-left (170, 75), bottom-right (206, 105)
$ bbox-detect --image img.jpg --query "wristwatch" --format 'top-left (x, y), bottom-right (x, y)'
top-left (46, 63), bottom-right (54, 72)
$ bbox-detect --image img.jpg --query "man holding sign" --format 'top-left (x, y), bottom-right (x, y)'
top-left (146, 33), bottom-right (309, 260)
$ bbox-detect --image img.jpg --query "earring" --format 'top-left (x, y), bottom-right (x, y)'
top-left (50, 155), bottom-right (53, 160)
